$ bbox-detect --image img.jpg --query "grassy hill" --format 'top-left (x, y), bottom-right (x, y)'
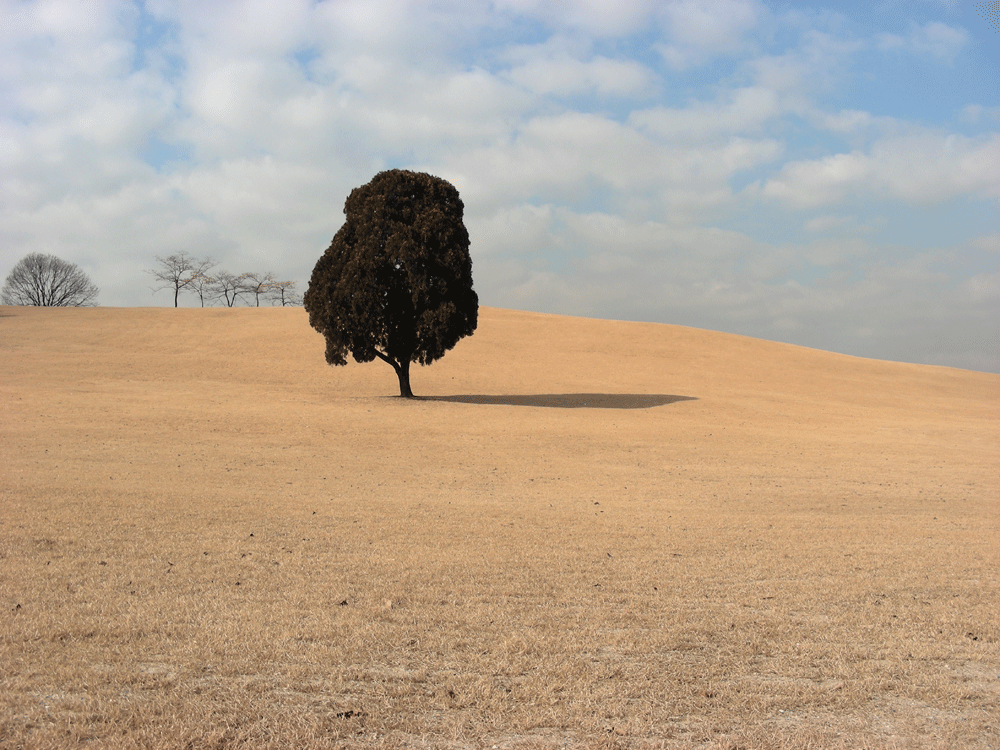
top-left (1, 305), bottom-right (997, 749)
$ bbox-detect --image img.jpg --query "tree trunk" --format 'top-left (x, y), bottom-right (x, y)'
top-left (375, 351), bottom-right (415, 397)
top-left (396, 359), bottom-right (414, 398)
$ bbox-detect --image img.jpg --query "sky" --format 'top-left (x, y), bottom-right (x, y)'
top-left (2, 0), bottom-right (998, 372)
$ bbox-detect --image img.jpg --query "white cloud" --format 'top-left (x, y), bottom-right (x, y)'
top-left (804, 214), bottom-right (853, 233)
top-left (960, 105), bottom-right (1000, 125)
top-left (761, 132), bottom-right (1000, 207)
top-left (504, 53), bottom-right (657, 98)
top-left (181, 0), bottom-right (312, 56)
top-left (445, 109), bottom-right (782, 223)
top-left (492, 0), bottom-right (658, 37)
top-left (311, 0), bottom-right (434, 58)
top-left (760, 152), bottom-right (870, 208)
top-left (877, 21), bottom-right (968, 61)
top-left (629, 86), bottom-right (779, 141)
top-left (0, 0), bottom-right (128, 48)
top-left (868, 133), bottom-right (1000, 202)
top-left (962, 272), bottom-right (1000, 303)
top-left (470, 204), bottom-right (557, 259)
top-left (816, 109), bottom-right (874, 135)
top-left (657, 0), bottom-right (763, 69)
top-left (968, 233), bottom-right (1000, 253)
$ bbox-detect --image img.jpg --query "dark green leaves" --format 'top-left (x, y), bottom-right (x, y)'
top-left (304, 170), bottom-right (478, 393)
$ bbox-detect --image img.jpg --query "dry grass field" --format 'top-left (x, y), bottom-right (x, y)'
top-left (1, 305), bottom-right (998, 750)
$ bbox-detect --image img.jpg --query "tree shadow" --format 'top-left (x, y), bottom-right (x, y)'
top-left (421, 393), bottom-right (697, 409)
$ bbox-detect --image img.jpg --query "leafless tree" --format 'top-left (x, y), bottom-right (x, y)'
top-left (239, 272), bottom-right (276, 307)
top-left (187, 269), bottom-right (217, 308)
top-left (210, 270), bottom-right (247, 307)
top-left (1, 253), bottom-right (99, 307)
top-left (146, 252), bottom-right (215, 307)
top-left (267, 280), bottom-right (302, 306)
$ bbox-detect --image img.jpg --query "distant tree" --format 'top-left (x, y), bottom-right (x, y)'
top-left (304, 169), bottom-right (478, 398)
top-left (1, 253), bottom-right (99, 307)
top-left (147, 252), bottom-right (215, 307)
top-left (210, 270), bottom-right (247, 307)
top-left (188, 266), bottom-right (218, 308)
top-left (239, 271), bottom-right (276, 307)
top-left (267, 280), bottom-right (302, 306)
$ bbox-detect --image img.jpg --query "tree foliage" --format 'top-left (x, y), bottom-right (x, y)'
top-left (304, 169), bottom-right (478, 397)
top-left (1, 253), bottom-right (99, 307)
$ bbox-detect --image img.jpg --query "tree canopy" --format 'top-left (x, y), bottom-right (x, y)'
top-left (1, 253), bottom-right (99, 307)
top-left (304, 169), bottom-right (478, 397)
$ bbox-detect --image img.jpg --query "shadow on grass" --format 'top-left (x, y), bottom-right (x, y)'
top-left (421, 393), bottom-right (697, 409)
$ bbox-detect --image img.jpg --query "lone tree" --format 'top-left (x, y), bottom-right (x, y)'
top-left (304, 169), bottom-right (478, 397)
top-left (1, 253), bottom-right (99, 307)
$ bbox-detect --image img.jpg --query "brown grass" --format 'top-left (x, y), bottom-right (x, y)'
top-left (1, 305), bottom-right (997, 749)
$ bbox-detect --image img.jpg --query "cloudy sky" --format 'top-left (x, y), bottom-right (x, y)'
top-left (2, 0), bottom-right (998, 372)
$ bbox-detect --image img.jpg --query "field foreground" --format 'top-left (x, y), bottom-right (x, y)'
top-left (1, 305), bottom-right (998, 750)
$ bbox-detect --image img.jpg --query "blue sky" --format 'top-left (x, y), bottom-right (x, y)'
top-left (2, 0), bottom-right (998, 372)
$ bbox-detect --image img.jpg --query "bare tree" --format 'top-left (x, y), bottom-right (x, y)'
top-left (146, 252), bottom-right (215, 307)
top-left (210, 270), bottom-right (247, 307)
top-left (267, 280), bottom-right (302, 306)
top-left (1, 253), bottom-right (99, 307)
top-left (239, 272), bottom-right (276, 307)
top-left (188, 268), bottom-right (217, 308)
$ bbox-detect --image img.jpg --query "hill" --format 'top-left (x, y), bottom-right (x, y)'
top-left (1, 305), bottom-right (998, 749)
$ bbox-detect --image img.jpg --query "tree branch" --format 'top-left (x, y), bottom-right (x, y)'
top-left (373, 349), bottom-right (400, 372)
